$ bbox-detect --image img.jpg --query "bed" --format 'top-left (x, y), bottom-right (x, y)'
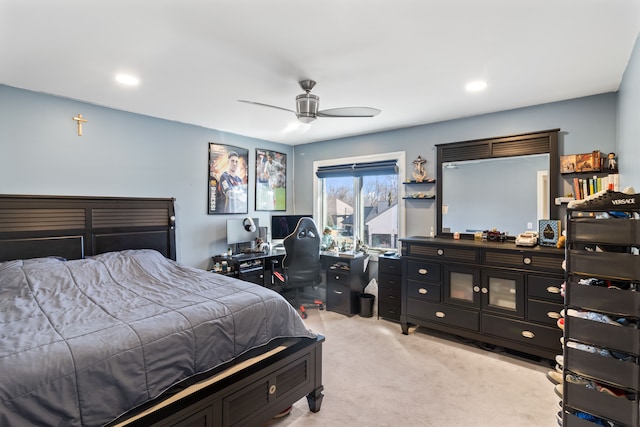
top-left (0, 194), bottom-right (324, 427)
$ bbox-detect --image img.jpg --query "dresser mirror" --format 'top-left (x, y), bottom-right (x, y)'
top-left (436, 129), bottom-right (560, 238)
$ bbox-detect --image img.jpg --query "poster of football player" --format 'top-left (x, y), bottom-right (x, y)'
top-left (208, 143), bottom-right (248, 214)
top-left (255, 149), bottom-right (286, 211)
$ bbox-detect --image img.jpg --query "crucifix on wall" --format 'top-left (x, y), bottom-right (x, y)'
top-left (73, 114), bottom-right (88, 136)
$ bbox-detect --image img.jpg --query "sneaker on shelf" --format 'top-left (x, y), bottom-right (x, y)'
top-left (567, 186), bottom-right (637, 210)
top-left (547, 370), bottom-right (563, 385)
top-left (555, 354), bottom-right (564, 369)
top-left (554, 384), bottom-right (563, 399)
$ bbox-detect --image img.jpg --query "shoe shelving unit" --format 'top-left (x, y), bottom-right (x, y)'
top-left (562, 202), bottom-right (640, 426)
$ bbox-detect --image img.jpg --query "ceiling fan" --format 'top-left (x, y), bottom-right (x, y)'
top-left (238, 80), bottom-right (381, 124)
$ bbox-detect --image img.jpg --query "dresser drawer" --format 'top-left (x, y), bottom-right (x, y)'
top-left (378, 272), bottom-right (401, 289)
top-left (406, 260), bottom-right (441, 282)
top-left (527, 299), bottom-right (563, 326)
top-left (406, 280), bottom-right (440, 302)
top-left (404, 243), bottom-right (479, 263)
top-left (528, 274), bottom-right (564, 303)
top-left (378, 301), bottom-right (401, 321)
top-left (484, 249), bottom-right (564, 273)
top-left (379, 285), bottom-right (401, 305)
top-left (407, 300), bottom-right (479, 331)
top-left (379, 256), bottom-right (401, 275)
top-left (482, 314), bottom-right (562, 352)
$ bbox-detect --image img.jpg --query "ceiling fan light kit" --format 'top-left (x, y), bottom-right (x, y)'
top-left (239, 79), bottom-right (381, 123)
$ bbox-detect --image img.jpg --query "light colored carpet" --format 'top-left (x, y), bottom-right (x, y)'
top-left (267, 307), bottom-right (559, 427)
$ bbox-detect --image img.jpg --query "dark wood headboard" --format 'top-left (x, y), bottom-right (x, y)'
top-left (0, 195), bottom-right (176, 262)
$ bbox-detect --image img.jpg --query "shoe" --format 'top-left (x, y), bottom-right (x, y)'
top-left (555, 354), bottom-right (564, 368)
top-left (556, 410), bottom-right (563, 426)
top-left (557, 317), bottom-right (565, 330)
top-left (547, 370), bottom-right (563, 385)
top-left (273, 405), bottom-right (292, 419)
top-left (554, 384), bottom-right (563, 398)
top-left (567, 186), bottom-right (637, 210)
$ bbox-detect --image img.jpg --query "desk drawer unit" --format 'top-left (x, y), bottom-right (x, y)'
top-left (378, 256), bottom-right (402, 321)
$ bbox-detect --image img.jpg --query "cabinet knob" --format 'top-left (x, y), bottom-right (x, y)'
top-left (473, 286), bottom-right (480, 293)
top-left (269, 385), bottom-right (276, 395)
top-left (333, 290), bottom-right (343, 295)
top-left (547, 311), bottom-right (561, 319)
top-left (435, 311), bottom-right (446, 318)
top-left (418, 288), bottom-right (428, 295)
top-left (437, 249), bottom-right (444, 256)
top-left (418, 268), bottom-right (428, 275)
top-left (334, 275), bottom-right (340, 280)
top-left (523, 257), bottom-right (532, 265)
top-left (481, 287), bottom-right (488, 294)
top-left (521, 330), bottom-right (535, 339)
top-left (546, 286), bottom-right (561, 294)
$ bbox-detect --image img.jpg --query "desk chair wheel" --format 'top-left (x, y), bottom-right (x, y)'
top-left (299, 300), bottom-right (325, 319)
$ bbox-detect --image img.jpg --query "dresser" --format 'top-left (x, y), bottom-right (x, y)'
top-left (378, 255), bottom-right (402, 321)
top-left (400, 236), bottom-right (565, 360)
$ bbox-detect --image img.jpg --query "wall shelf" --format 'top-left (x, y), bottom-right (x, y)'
top-left (403, 180), bottom-right (435, 185)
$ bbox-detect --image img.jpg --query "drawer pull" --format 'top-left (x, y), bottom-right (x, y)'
top-left (418, 268), bottom-right (428, 275)
top-left (269, 385), bottom-right (276, 395)
top-left (473, 286), bottom-right (480, 293)
top-left (437, 249), bottom-right (444, 256)
top-left (418, 288), bottom-right (428, 295)
top-left (547, 311), bottom-right (561, 319)
top-left (521, 330), bottom-right (535, 339)
top-left (481, 287), bottom-right (488, 294)
top-left (546, 286), bottom-right (561, 294)
top-left (334, 275), bottom-right (340, 280)
top-left (332, 290), bottom-right (343, 295)
top-left (435, 311), bottom-right (446, 318)
top-left (523, 257), bottom-right (532, 265)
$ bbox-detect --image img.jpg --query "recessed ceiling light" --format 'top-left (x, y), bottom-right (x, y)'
top-left (465, 81), bottom-right (487, 92)
top-left (115, 74), bottom-right (139, 86)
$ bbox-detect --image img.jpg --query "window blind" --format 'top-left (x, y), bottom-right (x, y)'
top-left (315, 160), bottom-right (398, 178)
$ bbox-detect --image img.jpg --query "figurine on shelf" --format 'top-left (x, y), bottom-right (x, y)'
top-left (412, 155), bottom-right (427, 182)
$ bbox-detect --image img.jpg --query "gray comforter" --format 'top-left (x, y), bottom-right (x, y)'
top-left (0, 249), bottom-right (315, 426)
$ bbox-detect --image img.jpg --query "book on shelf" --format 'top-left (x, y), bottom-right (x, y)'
top-left (571, 173), bottom-right (619, 200)
top-left (561, 150), bottom-right (603, 173)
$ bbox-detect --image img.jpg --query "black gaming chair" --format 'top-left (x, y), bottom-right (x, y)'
top-left (281, 217), bottom-right (324, 318)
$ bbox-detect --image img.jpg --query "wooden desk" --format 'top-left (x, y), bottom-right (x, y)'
top-left (212, 250), bottom-right (370, 316)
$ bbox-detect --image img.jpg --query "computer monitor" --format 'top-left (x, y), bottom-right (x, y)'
top-left (226, 218), bottom-right (259, 253)
top-left (270, 215), bottom-right (312, 245)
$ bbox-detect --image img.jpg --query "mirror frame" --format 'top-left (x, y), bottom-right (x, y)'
top-left (436, 129), bottom-right (560, 238)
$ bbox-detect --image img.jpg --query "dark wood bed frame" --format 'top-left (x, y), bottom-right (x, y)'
top-left (0, 194), bottom-right (324, 427)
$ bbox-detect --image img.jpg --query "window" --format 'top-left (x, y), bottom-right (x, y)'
top-left (313, 152), bottom-right (405, 253)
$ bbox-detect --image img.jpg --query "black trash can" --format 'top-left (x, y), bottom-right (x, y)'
top-left (358, 293), bottom-right (375, 318)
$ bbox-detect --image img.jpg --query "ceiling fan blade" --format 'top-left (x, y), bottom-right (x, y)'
top-left (317, 107), bottom-right (381, 118)
top-left (238, 100), bottom-right (296, 114)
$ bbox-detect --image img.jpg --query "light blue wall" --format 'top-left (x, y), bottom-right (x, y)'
top-left (293, 93), bottom-right (618, 238)
top-left (0, 84), bottom-right (292, 269)
top-left (4, 43), bottom-right (638, 268)
top-left (618, 32), bottom-right (640, 187)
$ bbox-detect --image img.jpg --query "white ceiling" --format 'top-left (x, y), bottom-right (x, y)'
top-left (1, 1), bottom-right (639, 145)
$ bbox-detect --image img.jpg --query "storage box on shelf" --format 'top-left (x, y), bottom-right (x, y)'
top-left (563, 204), bottom-right (640, 427)
top-left (399, 237), bottom-right (565, 360)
